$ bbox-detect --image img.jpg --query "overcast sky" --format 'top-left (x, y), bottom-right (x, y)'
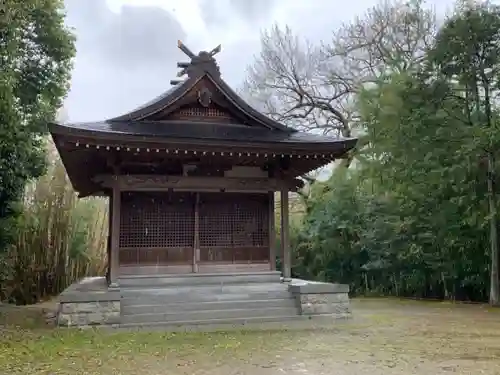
top-left (63, 0), bottom-right (458, 123)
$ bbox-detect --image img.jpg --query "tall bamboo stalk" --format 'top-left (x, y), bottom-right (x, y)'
top-left (3, 138), bottom-right (108, 305)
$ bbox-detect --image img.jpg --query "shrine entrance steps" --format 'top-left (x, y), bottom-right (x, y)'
top-left (118, 271), bottom-right (301, 327)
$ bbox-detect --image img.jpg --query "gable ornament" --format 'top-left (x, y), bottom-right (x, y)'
top-left (197, 87), bottom-right (212, 108)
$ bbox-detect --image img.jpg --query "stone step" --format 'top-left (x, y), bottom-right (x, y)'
top-left (120, 281), bottom-right (288, 293)
top-left (118, 271), bottom-right (281, 288)
top-left (118, 314), bottom-right (313, 331)
top-left (120, 283), bottom-right (288, 296)
top-left (120, 307), bottom-right (299, 325)
top-left (121, 290), bottom-right (293, 305)
top-left (121, 298), bottom-right (297, 315)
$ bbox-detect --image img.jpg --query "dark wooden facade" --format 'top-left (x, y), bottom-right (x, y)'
top-left (49, 42), bottom-right (357, 285)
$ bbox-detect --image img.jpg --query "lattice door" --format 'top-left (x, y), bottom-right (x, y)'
top-left (198, 192), bottom-right (269, 263)
top-left (119, 192), bottom-right (195, 265)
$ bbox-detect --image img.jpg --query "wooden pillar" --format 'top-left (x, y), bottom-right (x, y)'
top-left (107, 194), bottom-right (113, 284)
top-left (109, 183), bottom-right (121, 288)
top-left (280, 188), bottom-right (291, 280)
top-left (268, 191), bottom-right (276, 270)
top-left (193, 192), bottom-right (200, 273)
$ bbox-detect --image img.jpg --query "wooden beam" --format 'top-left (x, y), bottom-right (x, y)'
top-left (268, 191), bottom-right (276, 271)
top-left (280, 188), bottom-right (291, 281)
top-left (93, 174), bottom-right (304, 192)
top-left (107, 194), bottom-right (113, 284)
top-left (193, 192), bottom-right (200, 273)
top-left (109, 184), bottom-right (121, 288)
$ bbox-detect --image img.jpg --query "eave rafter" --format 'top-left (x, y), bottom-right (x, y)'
top-left (66, 140), bottom-right (342, 161)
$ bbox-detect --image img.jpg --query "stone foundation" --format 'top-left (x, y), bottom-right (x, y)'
top-left (288, 280), bottom-right (351, 318)
top-left (58, 300), bottom-right (121, 327)
top-left (56, 277), bottom-right (121, 327)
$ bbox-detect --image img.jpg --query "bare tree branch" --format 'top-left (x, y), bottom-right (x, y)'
top-left (328, 0), bottom-right (437, 83)
top-left (244, 0), bottom-right (437, 135)
top-left (243, 0), bottom-right (438, 176)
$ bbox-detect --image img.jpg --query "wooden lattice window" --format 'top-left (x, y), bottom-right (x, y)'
top-left (199, 192), bottom-right (269, 249)
top-left (168, 105), bottom-right (235, 121)
top-left (119, 192), bottom-right (195, 248)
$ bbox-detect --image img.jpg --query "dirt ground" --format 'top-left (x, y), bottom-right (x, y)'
top-left (1, 298), bottom-right (500, 375)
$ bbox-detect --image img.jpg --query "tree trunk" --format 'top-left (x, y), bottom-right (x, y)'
top-left (392, 273), bottom-right (399, 296)
top-left (441, 271), bottom-right (449, 300)
top-left (487, 152), bottom-right (499, 305)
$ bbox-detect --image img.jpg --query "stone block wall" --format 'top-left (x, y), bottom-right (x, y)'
top-left (57, 291), bottom-right (121, 327)
top-left (288, 281), bottom-right (351, 318)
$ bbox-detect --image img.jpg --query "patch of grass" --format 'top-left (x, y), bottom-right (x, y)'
top-left (2, 298), bottom-right (500, 374)
top-left (0, 328), bottom-right (299, 375)
top-left (356, 295), bottom-right (500, 310)
top-left (0, 305), bottom-right (50, 329)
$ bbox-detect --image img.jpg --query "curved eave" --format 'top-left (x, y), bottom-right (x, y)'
top-left (49, 128), bottom-right (105, 197)
top-left (49, 121), bottom-right (357, 195)
top-left (48, 121), bottom-right (357, 155)
top-left (104, 72), bottom-right (294, 133)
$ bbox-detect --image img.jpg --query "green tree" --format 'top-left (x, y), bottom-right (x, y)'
top-left (247, 0), bottom-right (500, 304)
top-left (0, 1), bottom-right (75, 253)
top-left (427, 1), bottom-right (500, 304)
top-left (292, 69), bottom-right (491, 302)
top-left (359, 70), bottom-right (488, 299)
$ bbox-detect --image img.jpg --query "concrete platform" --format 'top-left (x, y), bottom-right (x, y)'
top-left (56, 274), bottom-right (351, 329)
top-left (59, 277), bottom-right (120, 302)
top-left (118, 271), bottom-right (281, 288)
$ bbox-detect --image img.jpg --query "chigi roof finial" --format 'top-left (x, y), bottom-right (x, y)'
top-left (170, 41), bottom-right (222, 85)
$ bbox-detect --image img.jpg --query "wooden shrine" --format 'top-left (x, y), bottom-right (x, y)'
top-left (49, 41), bottom-right (357, 287)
